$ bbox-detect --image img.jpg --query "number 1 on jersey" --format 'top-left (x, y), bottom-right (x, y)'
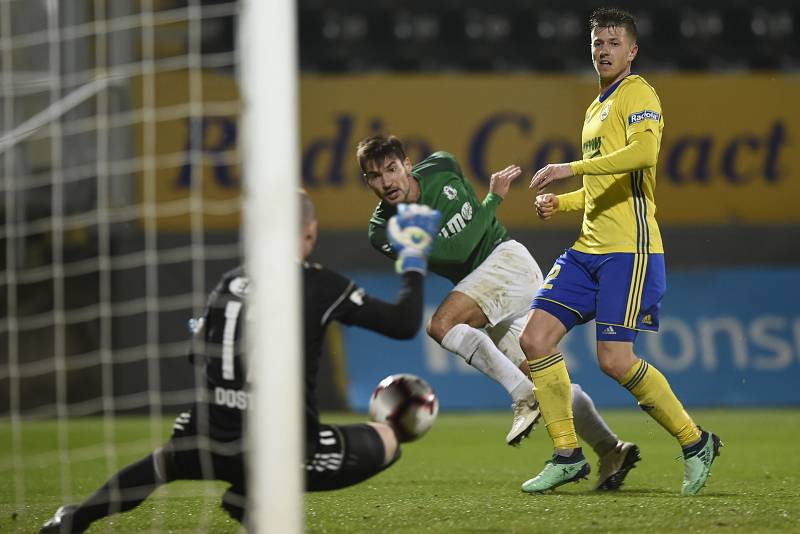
top-left (222, 300), bottom-right (242, 380)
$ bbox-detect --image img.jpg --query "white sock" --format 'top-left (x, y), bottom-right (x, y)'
top-left (571, 383), bottom-right (618, 456)
top-left (489, 323), bottom-right (527, 368)
top-left (509, 380), bottom-right (533, 403)
top-left (488, 322), bottom-right (536, 404)
top-left (440, 324), bottom-right (532, 401)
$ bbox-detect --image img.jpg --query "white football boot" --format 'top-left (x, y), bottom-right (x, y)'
top-left (506, 395), bottom-right (541, 446)
top-left (596, 441), bottom-right (641, 490)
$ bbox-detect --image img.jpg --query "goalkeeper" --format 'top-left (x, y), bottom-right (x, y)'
top-left (40, 191), bottom-right (441, 532)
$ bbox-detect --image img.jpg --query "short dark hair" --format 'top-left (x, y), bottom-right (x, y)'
top-left (589, 7), bottom-right (638, 42)
top-left (356, 135), bottom-right (407, 177)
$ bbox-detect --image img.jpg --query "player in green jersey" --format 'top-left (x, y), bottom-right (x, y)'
top-left (360, 135), bottom-right (539, 446)
top-left (357, 135), bottom-right (641, 490)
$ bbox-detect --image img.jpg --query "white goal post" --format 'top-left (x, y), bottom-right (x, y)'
top-left (240, 0), bottom-right (302, 532)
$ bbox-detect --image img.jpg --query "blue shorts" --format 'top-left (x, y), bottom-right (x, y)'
top-left (531, 249), bottom-right (666, 342)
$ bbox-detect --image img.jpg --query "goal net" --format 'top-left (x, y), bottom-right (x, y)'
top-left (0, 0), bottom-right (296, 530)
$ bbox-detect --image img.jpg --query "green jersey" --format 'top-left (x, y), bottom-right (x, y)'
top-left (368, 151), bottom-right (509, 284)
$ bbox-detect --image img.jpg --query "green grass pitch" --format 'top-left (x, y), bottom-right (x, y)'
top-left (2, 409), bottom-right (799, 533)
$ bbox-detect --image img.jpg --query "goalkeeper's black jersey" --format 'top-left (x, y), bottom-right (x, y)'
top-left (302, 262), bottom-right (423, 457)
top-left (190, 266), bottom-right (250, 442)
top-left (190, 264), bottom-right (424, 456)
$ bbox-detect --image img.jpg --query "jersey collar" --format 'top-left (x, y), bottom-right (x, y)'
top-left (598, 75), bottom-right (629, 103)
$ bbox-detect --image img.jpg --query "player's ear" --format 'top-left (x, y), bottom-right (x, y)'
top-left (301, 220), bottom-right (318, 259)
top-left (403, 157), bottom-right (412, 173)
top-left (628, 42), bottom-right (638, 62)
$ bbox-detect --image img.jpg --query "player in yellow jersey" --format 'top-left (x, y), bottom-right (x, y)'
top-left (518, 7), bottom-right (721, 496)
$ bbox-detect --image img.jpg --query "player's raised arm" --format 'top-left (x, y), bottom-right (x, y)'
top-left (530, 129), bottom-right (657, 191)
top-left (489, 164), bottom-right (522, 199)
top-left (529, 163), bottom-right (575, 191)
top-left (428, 165), bottom-right (519, 264)
top-left (571, 83), bottom-right (662, 178)
top-left (570, 130), bottom-right (658, 176)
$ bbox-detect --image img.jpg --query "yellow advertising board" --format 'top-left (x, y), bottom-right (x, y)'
top-left (138, 71), bottom-right (800, 230)
top-left (132, 69), bottom-right (241, 230)
top-left (301, 74), bottom-right (799, 229)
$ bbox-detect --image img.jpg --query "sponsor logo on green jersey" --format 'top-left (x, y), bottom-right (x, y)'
top-left (439, 202), bottom-right (473, 238)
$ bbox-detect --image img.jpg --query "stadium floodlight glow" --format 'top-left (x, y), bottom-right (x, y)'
top-left (240, 0), bottom-right (303, 532)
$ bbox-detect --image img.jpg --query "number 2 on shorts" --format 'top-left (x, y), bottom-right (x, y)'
top-left (542, 264), bottom-right (561, 290)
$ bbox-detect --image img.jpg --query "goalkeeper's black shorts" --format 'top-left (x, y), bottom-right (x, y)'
top-left (305, 423), bottom-right (398, 492)
top-left (164, 406), bottom-right (245, 491)
top-left (164, 409), bottom-right (396, 496)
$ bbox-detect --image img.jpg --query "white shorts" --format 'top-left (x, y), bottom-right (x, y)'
top-left (454, 240), bottom-right (543, 328)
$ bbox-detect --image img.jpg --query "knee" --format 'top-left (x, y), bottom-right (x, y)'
top-left (519, 326), bottom-right (552, 359)
top-left (596, 343), bottom-right (636, 381)
top-left (426, 314), bottom-right (453, 344)
top-left (519, 311), bottom-right (568, 360)
top-left (596, 346), bottom-right (618, 379)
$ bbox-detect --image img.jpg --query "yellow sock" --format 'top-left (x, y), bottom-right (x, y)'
top-left (621, 359), bottom-right (701, 446)
top-left (528, 353), bottom-right (578, 450)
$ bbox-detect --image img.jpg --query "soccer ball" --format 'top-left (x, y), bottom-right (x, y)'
top-left (368, 373), bottom-right (439, 442)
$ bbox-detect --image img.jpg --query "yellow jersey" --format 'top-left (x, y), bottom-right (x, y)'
top-left (565, 74), bottom-right (664, 254)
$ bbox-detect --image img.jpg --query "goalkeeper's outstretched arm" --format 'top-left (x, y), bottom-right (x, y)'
top-left (330, 204), bottom-right (441, 340)
top-left (337, 272), bottom-right (424, 340)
